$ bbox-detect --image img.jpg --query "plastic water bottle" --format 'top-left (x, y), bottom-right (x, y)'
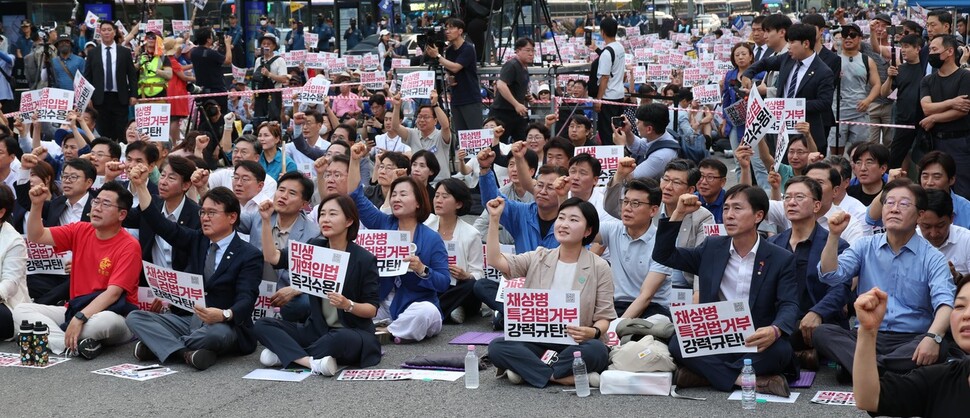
top-left (464, 345), bottom-right (479, 389)
top-left (573, 351), bottom-right (590, 397)
top-left (741, 358), bottom-right (757, 410)
top-left (18, 321), bottom-right (34, 366)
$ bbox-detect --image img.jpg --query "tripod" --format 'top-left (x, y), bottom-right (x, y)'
top-left (493, 0), bottom-right (563, 64)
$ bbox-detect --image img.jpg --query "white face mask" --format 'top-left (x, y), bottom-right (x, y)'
top-left (319, 123), bottom-right (329, 136)
top-left (260, 20), bottom-right (268, 26)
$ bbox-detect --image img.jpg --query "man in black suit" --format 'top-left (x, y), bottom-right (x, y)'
top-left (802, 14), bottom-right (841, 143)
top-left (742, 23), bottom-right (835, 155)
top-left (653, 185), bottom-right (799, 397)
top-left (82, 20), bottom-right (137, 143)
top-left (125, 164), bottom-right (263, 371)
top-left (14, 157), bottom-right (97, 305)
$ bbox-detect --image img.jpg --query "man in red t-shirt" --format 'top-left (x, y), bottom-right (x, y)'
top-left (13, 182), bottom-right (141, 359)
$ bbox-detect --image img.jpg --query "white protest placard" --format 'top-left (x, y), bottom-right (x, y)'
top-left (605, 318), bottom-right (624, 346)
top-left (283, 50), bottom-right (307, 67)
top-left (114, 21), bottom-right (128, 37)
top-left (401, 71), bottom-right (435, 99)
top-left (444, 240), bottom-right (459, 286)
top-left (575, 145), bottom-right (624, 187)
top-left (391, 58), bottom-right (410, 69)
top-left (326, 57), bottom-right (347, 73)
top-left (18, 90), bottom-right (40, 124)
top-left (634, 66), bottom-right (647, 84)
top-left (669, 288), bottom-right (693, 308)
top-left (764, 98), bottom-right (805, 134)
top-left (682, 67), bottom-right (706, 88)
top-left (345, 55), bottom-right (362, 70)
top-left (702, 223), bottom-right (729, 236)
top-left (252, 281), bottom-right (279, 322)
top-left (92, 363), bottom-right (177, 381)
top-left (142, 261), bottom-right (206, 311)
top-left (495, 277), bottom-right (526, 303)
top-left (362, 53), bottom-right (381, 70)
top-left (304, 32), bottom-right (318, 49)
top-left (35, 88), bottom-right (74, 125)
top-left (282, 87), bottom-right (300, 108)
top-left (84, 11), bottom-right (100, 29)
top-left (145, 19), bottom-right (164, 34)
top-left (137, 286), bottom-right (155, 311)
top-left (305, 52), bottom-right (326, 69)
top-left (773, 122), bottom-right (790, 173)
top-left (482, 243), bottom-right (514, 282)
top-left (646, 64), bottom-right (671, 83)
top-left (671, 300), bottom-right (757, 358)
top-left (288, 240), bottom-right (351, 297)
top-left (693, 84), bottom-right (721, 106)
top-left (24, 240), bottom-right (70, 276)
top-left (356, 230), bottom-right (412, 277)
top-left (193, 0), bottom-right (207, 10)
top-left (811, 391), bottom-right (856, 406)
top-left (73, 70), bottom-right (95, 112)
top-left (298, 76), bottom-right (331, 105)
top-left (171, 20), bottom-right (193, 35)
top-left (232, 66), bottom-right (247, 84)
top-left (739, 87), bottom-right (775, 149)
top-left (360, 70), bottom-right (386, 91)
top-left (504, 288), bottom-right (580, 345)
top-left (134, 103), bottom-right (171, 142)
top-left (458, 129), bottom-right (494, 159)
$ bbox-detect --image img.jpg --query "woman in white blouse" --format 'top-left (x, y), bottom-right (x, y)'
top-left (424, 179), bottom-right (484, 323)
top-left (0, 185), bottom-right (28, 340)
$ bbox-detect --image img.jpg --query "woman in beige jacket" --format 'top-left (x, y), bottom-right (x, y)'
top-left (0, 185), bottom-right (29, 340)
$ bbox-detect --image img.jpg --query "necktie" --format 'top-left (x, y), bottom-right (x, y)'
top-left (204, 243), bottom-right (218, 279)
top-left (105, 46), bottom-right (114, 92)
top-left (787, 61), bottom-right (802, 98)
top-left (755, 46), bottom-right (763, 62)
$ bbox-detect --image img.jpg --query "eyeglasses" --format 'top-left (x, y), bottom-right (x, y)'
top-left (322, 171), bottom-right (346, 180)
top-left (232, 174), bottom-right (256, 183)
top-left (199, 209), bottom-right (225, 218)
top-left (884, 198), bottom-right (913, 210)
top-left (698, 174), bottom-right (725, 183)
top-left (61, 174), bottom-right (82, 183)
top-left (788, 149), bottom-right (810, 156)
top-left (91, 198), bottom-right (119, 209)
top-left (526, 135), bottom-right (544, 142)
top-left (853, 159), bottom-right (879, 168)
top-left (660, 176), bottom-right (688, 188)
top-left (377, 164), bottom-right (399, 171)
top-left (622, 199), bottom-right (651, 209)
top-left (782, 194), bottom-right (814, 203)
top-left (534, 182), bottom-right (556, 193)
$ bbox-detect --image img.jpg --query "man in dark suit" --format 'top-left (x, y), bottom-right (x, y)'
top-left (82, 20), bottom-right (137, 143)
top-left (125, 164), bottom-right (263, 371)
top-left (653, 184), bottom-right (799, 397)
top-left (742, 23), bottom-right (835, 155)
top-left (14, 157), bottom-right (97, 305)
top-left (802, 14), bottom-right (841, 143)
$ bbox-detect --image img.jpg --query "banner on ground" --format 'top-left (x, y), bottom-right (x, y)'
top-left (134, 103), bottom-right (171, 141)
top-left (504, 288), bottom-right (580, 345)
top-left (355, 230), bottom-right (412, 277)
top-left (143, 261), bottom-right (206, 311)
top-left (288, 241), bottom-right (351, 297)
top-left (811, 391), bottom-right (856, 406)
top-left (401, 71), bottom-right (435, 99)
top-left (671, 300), bottom-right (756, 358)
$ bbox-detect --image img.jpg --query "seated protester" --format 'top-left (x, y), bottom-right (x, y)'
top-left (0, 136), bottom-right (23, 194)
top-left (10, 157), bottom-right (58, 231)
top-left (478, 147), bottom-right (569, 254)
top-left (85, 138), bottom-right (122, 189)
top-left (204, 161), bottom-right (270, 219)
top-left (824, 155), bottom-right (869, 223)
top-left (755, 122), bottom-right (817, 191)
top-left (565, 115), bottom-right (597, 148)
top-left (370, 109), bottom-right (412, 156)
top-left (254, 194), bottom-right (381, 376)
top-left (0, 185), bottom-right (28, 340)
top-left (486, 197), bottom-right (615, 388)
top-left (365, 151), bottom-right (410, 210)
top-left (592, 178), bottom-right (672, 318)
top-left (239, 172), bottom-right (320, 322)
top-left (917, 190), bottom-right (970, 276)
top-left (612, 103), bottom-right (678, 181)
top-left (852, 279), bottom-right (970, 416)
top-left (255, 121), bottom-right (298, 182)
top-left (605, 158), bottom-right (714, 294)
top-left (694, 158), bottom-right (728, 223)
top-left (473, 148), bottom-right (537, 245)
top-left (286, 111), bottom-right (333, 174)
top-left (14, 158), bottom-right (97, 305)
top-left (653, 185), bottom-right (799, 397)
top-left (107, 142), bottom-right (160, 201)
top-left (543, 137), bottom-right (575, 168)
top-left (35, 110), bottom-right (93, 181)
top-left (815, 179), bottom-right (956, 378)
top-left (314, 154), bottom-right (351, 198)
top-left (425, 179), bottom-right (484, 324)
top-left (126, 165), bottom-right (263, 371)
top-left (915, 151), bottom-right (970, 229)
top-left (762, 162), bottom-right (869, 245)
top-left (845, 142), bottom-right (889, 207)
top-left (289, 119), bottom-right (374, 189)
top-left (410, 150), bottom-right (440, 199)
top-left (767, 176), bottom-right (850, 370)
top-left (196, 136), bottom-right (277, 202)
top-left (388, 91), bottom-right (452, 183)
top-left (14, 181), bottom-right (141, 359)
top-left (525, 122), bottom-right (551, 169)
top-left (347, 142), bottom-right (449, 342)
top-left (452, 118), bottom-right (511, 190)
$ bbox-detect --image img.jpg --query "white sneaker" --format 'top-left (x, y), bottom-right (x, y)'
top-left (259, 349), bottom-right (281, 367)
top-left (310, 356), bottom-right (338, 376)
top-left (588, 371), bottom-right (601, 388)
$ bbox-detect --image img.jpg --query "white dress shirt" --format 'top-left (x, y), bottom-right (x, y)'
top-left (101, 42), bottom-right (118, 92)
top-left (152, 197), bottom-right (186, 269)
top-left (60, 193), bottom-right (90, 226)
top-left (784, 52), bottom-right (816, 97)
top-left (919, 224), bottom-right (970, 275)
top-left (720, 237), bottom-right (761, 302)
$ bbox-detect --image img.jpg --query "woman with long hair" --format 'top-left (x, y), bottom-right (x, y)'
top-left (425, 179), bottom-right (484, 324)
top-left (255, 121), bottom-right (298, 181)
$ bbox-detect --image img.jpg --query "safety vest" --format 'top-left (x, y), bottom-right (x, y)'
top-left (137, 55), bottom-right (166, 97)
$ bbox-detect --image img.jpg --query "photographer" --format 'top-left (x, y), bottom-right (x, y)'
top-left (189, 28), bottom-right (233, 118)
top-left (24, 36), bottom-right (53, 90)
top-left (490, 37), bottom-right (534, 143)
top-left (252, 33), bottom-right (289, 122)
top-left (135, 31), bottom-right (171, 101)
top-left (425, 18), bottom-right (481, 132)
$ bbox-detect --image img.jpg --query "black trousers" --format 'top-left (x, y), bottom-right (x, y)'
top-left (254, 317), bottom-right (372, 368)
top-left (490, 107), bottom-right (528, 144)
top-left (812, 325), bottom-right (943, 374)
top-left (96, 93), bottom-right (130, 142)
top-left (613, 300), bottom-right (671, 319)
top-left (438, 279), bottom-right (480, 322)
top-left (27, 274), bottom-right (69, 306)
top-left (888, 125), bottom-right (918, 169)
top-left (0, 304), bottom-right (13, 340)
top-left (473, 279), bottom-right (502, 313)
top-left (669, 333), bottom-right (794, 392)
top-left (488, 338), bottom-right (609, 388)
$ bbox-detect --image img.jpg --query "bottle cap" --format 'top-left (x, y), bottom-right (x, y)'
top-left (756, 398), bottom-right (768, 403)
top-left (743, 358), bottom-right (752, 365)
top-left (19, 320), bottom-right (33, 331)
top-left (467, 345), bottom-right (475, 350)
top-left (573, 351), bottom-right (581, 358)
top-left (33, 322), bottom-right (48, 333)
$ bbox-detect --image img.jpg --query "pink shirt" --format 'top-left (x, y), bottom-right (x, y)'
top-left (332, 93), bottom-right (362, 117)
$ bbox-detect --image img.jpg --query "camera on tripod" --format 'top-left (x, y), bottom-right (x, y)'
top-left (36, 23), bottom-right (57, 45)
top-left (417, 26), bottom-right (446, 51)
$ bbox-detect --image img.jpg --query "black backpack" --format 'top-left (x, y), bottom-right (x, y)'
top-left (587, 46), bottom-right (615, 98)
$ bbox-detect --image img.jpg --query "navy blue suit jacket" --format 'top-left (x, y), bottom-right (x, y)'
top-left (141, 200), bottom-right (264, 354)
top-left (769, 225), bottom-right (851, 327)
top-left (652, 218), bottom-right (800, 335)
top-left (124, 197), bottom-right (201, 272)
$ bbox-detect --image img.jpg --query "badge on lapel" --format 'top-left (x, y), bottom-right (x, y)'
top-left (757, 261), bottom-right (765, 276)
top-left (578, 277), bottom-right (587, 284)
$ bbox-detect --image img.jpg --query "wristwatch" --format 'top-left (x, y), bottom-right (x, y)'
top-left (346, 301), bottom-right (355, 313)
top-left (222, 309), bottom-right (233, 322)
top-left (417, 266), bottom-right (430, 278)
top-left (593, 327), bottom-right (602, 340)
top-left (925, 332), bottom-right (943, 344)
top-left (74, 312), bottom-right (89, 323)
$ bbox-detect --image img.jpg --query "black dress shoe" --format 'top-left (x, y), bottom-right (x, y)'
top-left (183, 349), bottom-right (217, 370)
top-left (133, 341), bottom-right (157, 362)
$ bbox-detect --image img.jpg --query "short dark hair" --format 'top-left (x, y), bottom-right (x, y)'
top-left (329, 154), bottom-right (351, 170)
top-left (635, 103), bottom-right (671, 135)
top-left (937, 34), bottom-right (960, 53)
top-left (278, 171), bottom-right (315, 202)
top-left (380, 151), bottom-right (411, 169)
top-left (752, 15), bottom-right (766, 26)
top-left (543, 137), bottom-right (575, 161)
top-left (919, 151), bottom-right (957, 181)
top-left (0, 184), bottom-right (14, 224)
top-left (411, 150), bottom-right (441, 180)
top-left (624, 178), bottom-right (662, 206)
top-left (234, 160), bottom-right (267, 183)
top-left (514, 37), bottom-right (534, 50)
top-left (125, 141), bottom-right (160, 165)
top-left (924, 188), bottom-right (954, 218)
top-left (786, 23), bottom-right (817, 50)
top-left (64, 158), bottom-right (97, 181)
top-left (328, 140), bottom-right (353, 156)
top-left (195, 27), bottom-right (214, 45)
top-left (853, 143), bottom-right (890, 168)
top-left (527, 123), bottom-right (551, 141)
top-left (558, 197), bottom-right (599, 246)
top-left (724, 184), bottom-right (769, 225)
top-left (698, 158), bottom-right (728, 177)
top-left (435, 178), bottom-right (473, 216)
top-left (568, 115), bottom-right (593, 131)
top-left (444, 18), bottom-right (465, 31)
top-left (730, 42), bottom-right (754, 69)
top-left (91, 138), bottom-right (122, 160)
top-left (664, 159), bottom-right (701, 187)
top-left (537, 164), bottom-right (568, 178)
top-left (928, 10), bottom-right (953, 28)
top-left (568, 153), bottom-right (603, 178)
top-left (762, 13), bottom-right (793, 32)
top-left (164, 155), bottom-right (197, 184)
top-left (389, 177), bottom-right (432, 222)
top-left (0, 137), bottom-right (23, 161)
top-left (901, 20), bottom-right (924, 35)
top-left (304, 109), bottom-right (325, 124)
top-left (899, 34), bottom-right (924, 48)
top-left (98, 181), bottom-right (134, 213)
top-left (801, 13), bottom-right (826, 29)
top-left (880, 178), bottom-right (927, 211)
top-left (822, 156), bottom-right (851, 185)
top-left (202, 186), bottom-right (242, 228)
top-left (806, 161), bottom-right (843, 187)
top-left (317, 194), bottom-right (360, 240)
top-left (784, 175), bottom-right (823, 201)
top-left (234, 135), bottom-right (259, 152)
top-left (600, 17), bottom-right (618, 38)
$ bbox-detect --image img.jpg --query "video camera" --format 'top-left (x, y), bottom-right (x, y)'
top-left (36, 22), bottom-right (57, 44)
top-left (417, 25), bottom-right (446, 51)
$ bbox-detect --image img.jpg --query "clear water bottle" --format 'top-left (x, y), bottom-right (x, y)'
top-left (572, 351), bottom-right (590, 397)
top-left (741, 358), bottom-right (757, 410)
top-left (464, 345), bottom-right (479, 389)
